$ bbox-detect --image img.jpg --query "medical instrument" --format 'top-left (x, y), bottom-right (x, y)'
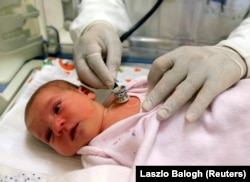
top-left (113, 81), bottom-right (120, 90)
top-left (120, 0), bottom-right (163, 42)
top-left (112, 0), bottom-right (163, 101)
top-left (113, 85), bottom-right (130, 103)
top-left (108, 0), bottom-right (163, 89)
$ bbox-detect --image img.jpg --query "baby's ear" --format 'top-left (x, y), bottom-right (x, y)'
top-left (78, 86), bottom-right (96, 100)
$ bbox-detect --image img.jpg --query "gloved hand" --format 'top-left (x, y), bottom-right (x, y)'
top-left (142, 45), bottom-right (247, 122)
top-left (73, 21), bottom-right (122, 89)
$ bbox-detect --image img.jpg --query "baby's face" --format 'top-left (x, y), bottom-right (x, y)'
top-left (26, 86), bottom-right (103, 156)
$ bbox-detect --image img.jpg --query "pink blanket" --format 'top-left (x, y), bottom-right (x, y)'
top-left (78, 77), bottom-right (250, 181)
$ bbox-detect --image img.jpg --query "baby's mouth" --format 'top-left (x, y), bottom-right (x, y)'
top-left (70, 123), bottom-right (79, 141)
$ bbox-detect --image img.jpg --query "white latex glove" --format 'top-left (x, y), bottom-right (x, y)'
top-left (73, 22), bottom-right (122, 89)
top-left (142, 45), bottom-right (247, 122)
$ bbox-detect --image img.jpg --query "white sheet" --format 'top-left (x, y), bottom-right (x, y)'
top-left (50, 165), bottom-right (131, 182)
top-left (0, 57), bottom-right (148, 180)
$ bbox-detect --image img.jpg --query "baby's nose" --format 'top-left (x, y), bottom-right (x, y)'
top-left (52, 117), bottom-right (66, 136)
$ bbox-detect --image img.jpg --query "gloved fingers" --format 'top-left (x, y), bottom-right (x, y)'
top-left (147, 54), bottom-right (174, 90)
top-left (156, 73), bottom-right (206, 121)
top-left (75, 57), bottom-right (107, 88)
top-left (185, 80), bottom-right (219, 122)
top-left (185, 64), bottom-right (241, 122)
top-left (73, 42), bottom-right (109, 88)
top-left (142, 66), bottom-right (186, 112)
top-left (86, 53), bottom-right (115, 88)
top-left (74, 39), bottom-right (117, 88)
top-left (105, 39), bottom-right (122, 80)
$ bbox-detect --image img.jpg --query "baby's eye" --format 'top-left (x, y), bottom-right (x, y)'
top-left (54, 102), bottom-right (61, 114)
top-left (46, 130), bottom-right (52, 142)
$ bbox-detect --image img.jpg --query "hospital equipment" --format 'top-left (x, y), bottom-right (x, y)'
top-left (113, 85), bottom-right (130, 103)
top-left (119, 0), bottom-right (163, 42)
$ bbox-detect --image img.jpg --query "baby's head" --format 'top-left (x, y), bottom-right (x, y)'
top-left (25, 80), bottom-right (104, 156)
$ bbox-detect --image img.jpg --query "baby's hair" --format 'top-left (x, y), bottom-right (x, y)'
top-left (24, 80), bottom-right (79, 125)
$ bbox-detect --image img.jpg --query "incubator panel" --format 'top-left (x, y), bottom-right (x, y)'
top-left (0, 0), bottom-right (43, 84)
top-left (42, 0), bottom-right (80, 55)
top-left (0, 0), bottom-right (44, 115)
top-left (0, 0), bottom-right (80, 115)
